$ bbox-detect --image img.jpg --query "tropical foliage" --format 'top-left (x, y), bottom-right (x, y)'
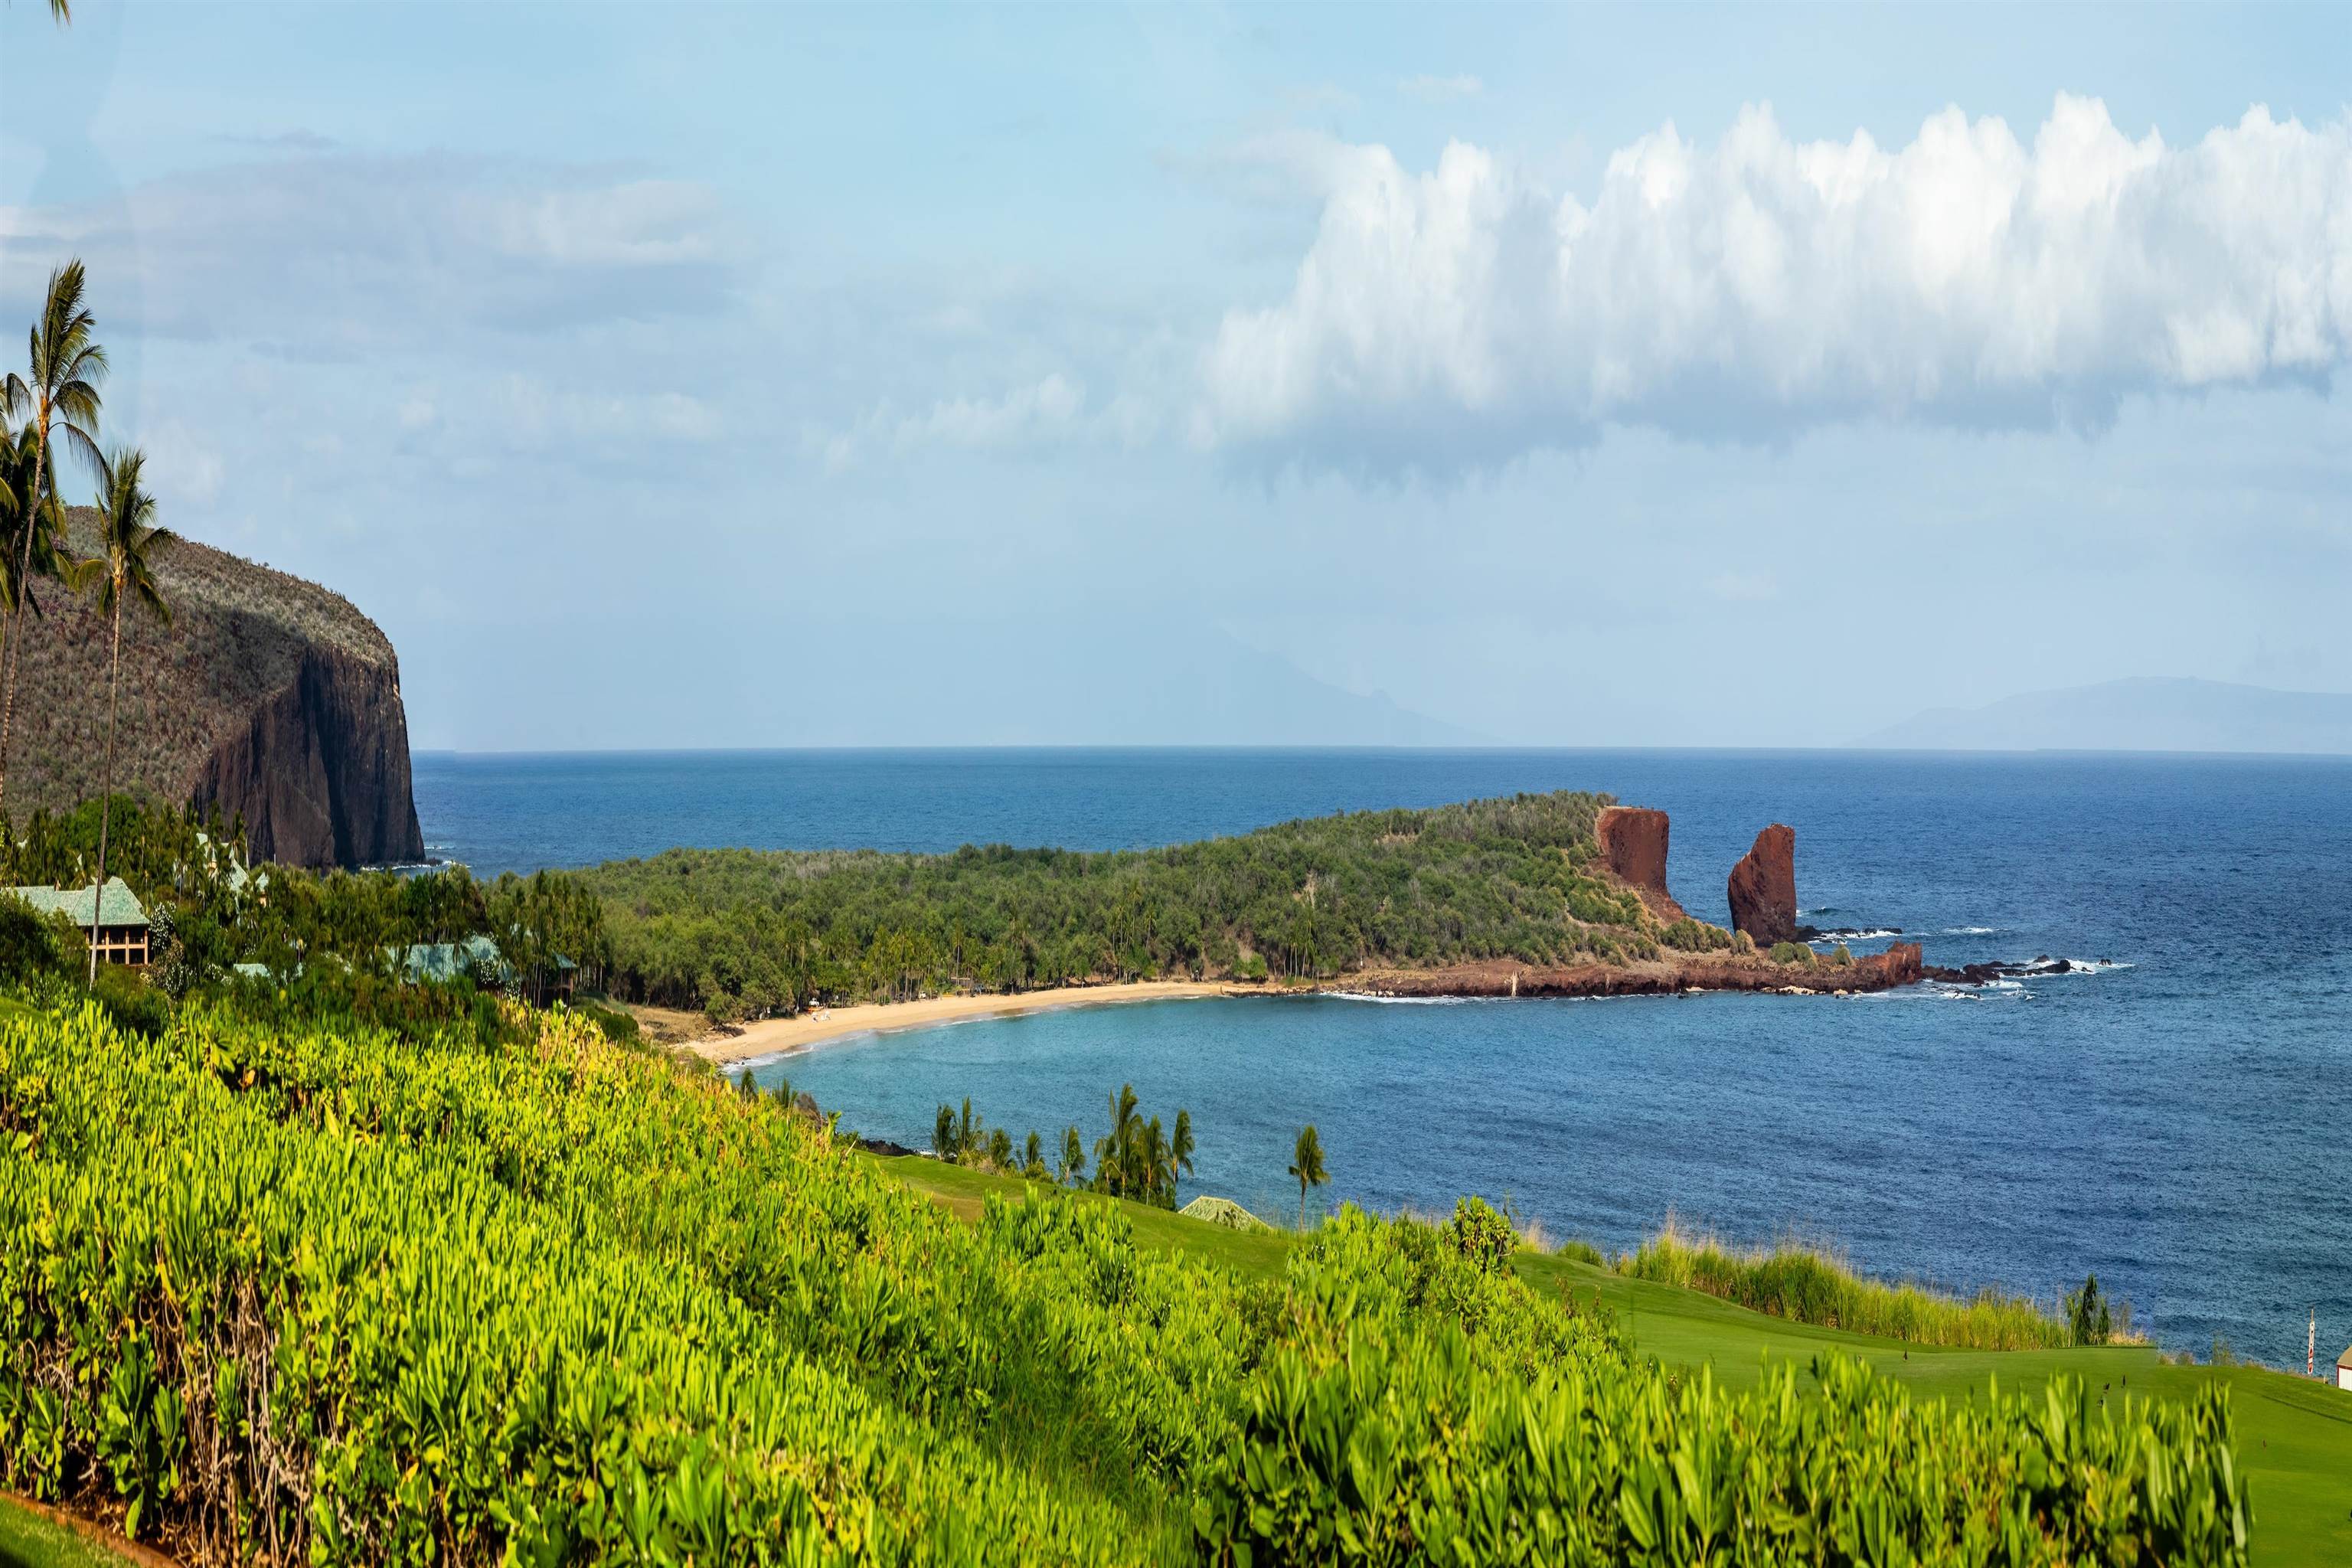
top-left (584, 792), bottom-right (1697, 1018)
top-left (0, 1001), bottom-right (2254, 1564)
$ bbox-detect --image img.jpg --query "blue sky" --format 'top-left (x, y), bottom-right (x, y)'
top-left (2, 2), bottom-right (2347, 748)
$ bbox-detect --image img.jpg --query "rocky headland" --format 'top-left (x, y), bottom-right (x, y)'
top-left (1352, 805), bottom-right (1926, 999)
top-left (6, 511), bottom-right (423, 867)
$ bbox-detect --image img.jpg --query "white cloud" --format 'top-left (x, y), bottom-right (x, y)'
top-left (1400, 74), bottom-right (1484, 104)
top-left (1198, 96), bottom-right (2352, 471)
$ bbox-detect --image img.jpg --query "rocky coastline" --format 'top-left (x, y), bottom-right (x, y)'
top-left (1342, 942), bottom-right (1926, 1000)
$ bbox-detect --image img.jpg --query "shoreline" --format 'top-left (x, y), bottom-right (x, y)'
top-left (676, 942), bottom-right (1928, 1067)
top-left (681, 980), bottom-right (1245, 1067)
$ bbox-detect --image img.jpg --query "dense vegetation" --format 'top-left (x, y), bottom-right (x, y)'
top-left (0, 1000), bottom-right (2253, 1564)
top-left (2, 795), bottom-right (616, 1040)
top-left (584, 792), bottom-right (1689, 1018)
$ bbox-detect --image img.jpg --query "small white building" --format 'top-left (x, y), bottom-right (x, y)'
top-left (2338, 1345), bottom-right (2352, 1393)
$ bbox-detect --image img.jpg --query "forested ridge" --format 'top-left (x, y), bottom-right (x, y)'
top-left (583, 790), bottom-right (1693, 1018)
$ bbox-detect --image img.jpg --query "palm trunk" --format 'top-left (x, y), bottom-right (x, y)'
top-left (0, 475), bottom-right (42, 831)
top-left (88, 600), bottom-right (119, 985)
top-left (0, 426), bottom-right (60, 833)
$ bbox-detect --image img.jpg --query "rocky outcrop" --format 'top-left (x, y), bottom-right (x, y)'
top-left (1596, 805), bottom-right (1687, 922)
top-left (1727, 824), bottom-right (1800, 946)
top-left (189, 647), bottom-right (423, 867)
top-left (1345, 941), bottom-right (1925, 999)
top-left (7, 510), bottom-right (424, 867)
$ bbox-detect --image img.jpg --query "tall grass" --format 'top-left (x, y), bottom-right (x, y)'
top-left (1613, 1216), bottom-right (2133, 1351)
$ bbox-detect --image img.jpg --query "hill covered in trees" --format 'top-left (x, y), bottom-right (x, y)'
top-left (583, 791), bottom-right (1710, 1018)
top-left (5, 509), bottom-right (422, 867)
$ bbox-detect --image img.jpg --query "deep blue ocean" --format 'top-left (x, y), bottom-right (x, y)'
top-left (413, 748), bottom-right (2352, 1364)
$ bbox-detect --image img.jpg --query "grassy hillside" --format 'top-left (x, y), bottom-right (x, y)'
top-left (0, 999), bottom-right (2264, 1565)
top-left (583, 792), bottom-right (1724, 1017)
top-left (883, 1157), bottom-right (2352, 1568)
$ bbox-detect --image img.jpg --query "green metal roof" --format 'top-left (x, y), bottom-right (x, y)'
top-left (400, 935), bottom-right (507, 984)
top-left (5, 877), bottom-right (149, 928)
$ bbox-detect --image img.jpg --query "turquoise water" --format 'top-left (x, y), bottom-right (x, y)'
top-left (414, 747), bottom-right (2352, 1364)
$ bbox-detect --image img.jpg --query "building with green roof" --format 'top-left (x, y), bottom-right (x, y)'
top-left (3, 877), bottom-right (152, 966)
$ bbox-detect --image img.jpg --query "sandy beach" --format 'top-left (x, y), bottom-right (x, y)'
top-left (680, 979), bottom-right (1247, 1067)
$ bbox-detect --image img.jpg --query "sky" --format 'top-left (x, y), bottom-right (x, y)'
top-left (2, 0), bottom-right (2347, 750)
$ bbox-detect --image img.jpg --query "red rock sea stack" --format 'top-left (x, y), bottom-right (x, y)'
top-left (1595, 805), bottom-right (1688, 922)
top-left (1727, 823), bottom-right (1801, 946)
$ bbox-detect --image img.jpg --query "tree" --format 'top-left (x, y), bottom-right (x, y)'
top-left (955, 1097), bottom-right (979, 1164)
top-left (80, 449), bottom-right (174, 985)
top-left (1171, 1108), bottom-right (1195, 1183)
top-left (1139, 1116), bottom-right (1170, 1206)
top-left (1, 260), bottom-right (106, 826)
top-left (1288, 1123), bottom-right (1328, 1231)
top-left (1022, 1129), bottom-right (1044, 1181)
top-left (933, 1103), bottom-right (957, 1161)
top-left (1059, 1124), bottom-right (1084, 1185)
top-left (0, 429), bottom-right (71, 798)
top-left (2066, 1273), bottom-right (2113, 1347)
top-left (1103, 1083), bottom-right (1139, 1198)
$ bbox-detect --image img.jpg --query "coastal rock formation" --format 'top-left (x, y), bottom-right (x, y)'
top-left (1350, 941), bottom-right (1925, 1000)
top-left (1727, 824), bottom-right (1800, 945)
top-left (7, 510), bottom-right (423, 867)
top-left (1596, 805), bottom-right (1687, 922)
top-left (188, 648), bottom-right (423, 867)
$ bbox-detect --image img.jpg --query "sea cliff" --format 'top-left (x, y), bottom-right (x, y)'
top-left (7, 511), bottom-right (423, 867)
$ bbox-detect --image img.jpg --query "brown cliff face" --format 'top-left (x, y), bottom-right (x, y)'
top-left (1727, 823), bottom-right (1800, 945)
top-left (1596, 805), bottom-right (1687, 922)
top-left (188, 647), bottom-right (423, 867)
top-left (7, 511), bottom-right (424, 867)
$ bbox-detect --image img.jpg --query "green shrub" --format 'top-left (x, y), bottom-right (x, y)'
top-left (1553, 1237), bottom-right (1606, 1266)
top-left (0, 898), bottom-right (73, 983)
top-left (569, 997), bottom-right (642, 1046)
top-left (87, 963), bottom-right (171, 1039)
top-left (1829, 942), bottom-right (1854, 966)
top-left (1767, 940), bottom-right (1815, 965)
top-left (1732, 929), bottom-right (1756, 955)
top-left (1660, 917), bottom-right (1734, 952)
top-left (1445, 1196), bottom-right (1517, 1273)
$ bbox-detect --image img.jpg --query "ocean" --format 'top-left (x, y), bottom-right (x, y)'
top-left (412, 747), bottom-right (2352, 1364)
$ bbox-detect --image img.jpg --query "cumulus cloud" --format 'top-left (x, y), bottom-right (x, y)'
top-left (1198, 96), bottom-right (2352, 471)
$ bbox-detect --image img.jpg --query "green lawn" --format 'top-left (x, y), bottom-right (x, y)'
top-left (870, 1153), bottom-right (2352, 1567)
top-left (0, 1495), bottom-right (134, 1568)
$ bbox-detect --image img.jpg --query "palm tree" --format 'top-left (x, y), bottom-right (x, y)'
top-left (1105, 1083), bottom-right (1139, 1198)
top-left (1171, 1109), bottom-right (1195, 1184)
top-left (1288, 1124), bottom-right (1328, 1232)
top-left (1139, 1116), bottom-right (1170, 1205)
top-left (80, 448), bottom-right (175, 984)
top-left (1, 260), bottom-right (107, 825)
top-left (1059, 1125), bottom-right (1085, 1185)
top-left (0, 429), bottom-right (70, 722)
top-left (1022, 1129), bottom-right (1043, 1180)
top-left (934, 1104), bottom-right (958, 1161)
